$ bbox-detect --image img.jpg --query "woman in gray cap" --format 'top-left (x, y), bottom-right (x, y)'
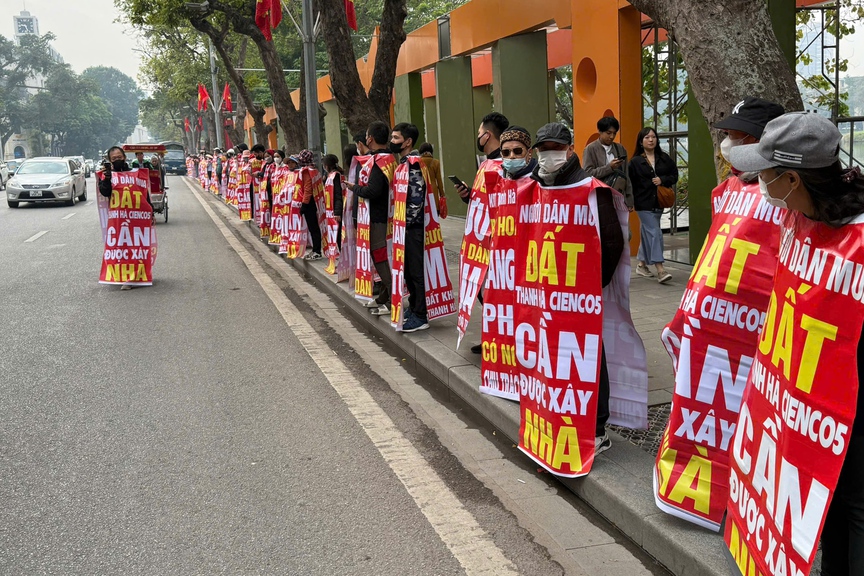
top-left (727, 111), bottom-right (864, 576)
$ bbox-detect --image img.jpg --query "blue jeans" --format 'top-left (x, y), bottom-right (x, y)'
top-left (637, 209), bottom-right (664, 265)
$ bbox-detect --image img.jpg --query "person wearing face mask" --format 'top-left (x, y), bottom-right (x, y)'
top-left (725, 112), bottom-right (864, 576)
top-left (628, 127), bottom-right (678, 283)
top-left (530, 122), bottom-right (625, 455)
top-left (499, 126), bottom-right (537, 180)
top-left (99, 146), bottom-right (131, 198)
top-left (456, 112), bottom-right (509, 203)
top-left (651, 97), bottom-right (785, 530)
top-left (582, 116), bottom-right (634, 210)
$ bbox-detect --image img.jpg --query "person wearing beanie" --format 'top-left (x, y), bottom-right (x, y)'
top-left (499, 125), bottom-right (537, 181)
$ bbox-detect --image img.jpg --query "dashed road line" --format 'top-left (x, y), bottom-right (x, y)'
top-left (62, 213), bottom-right (76, 220)
top-left (24, 231), bottom-right (48, 243)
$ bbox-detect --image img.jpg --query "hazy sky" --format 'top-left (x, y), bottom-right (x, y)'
top-left (1, 0), bottom-right (143, 83)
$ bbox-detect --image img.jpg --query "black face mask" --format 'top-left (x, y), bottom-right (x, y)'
top-left (477, 132), bottom-right (489, 153)
top-left (389, 141), bottom-right (405, 155)
top-left (111, 160), bottom-right (126, 171)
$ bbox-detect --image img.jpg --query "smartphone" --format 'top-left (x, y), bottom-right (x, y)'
top-left (617, 155), bottom-right (627, 161)
top-left (448, 175), bottom-right (468, 189)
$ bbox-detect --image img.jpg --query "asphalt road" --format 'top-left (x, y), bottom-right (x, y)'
top-left (0, 174), bottom-right (669, 575)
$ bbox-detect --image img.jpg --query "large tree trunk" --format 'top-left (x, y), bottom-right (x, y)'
top-left (318, 0), bottom-right (407, 133)
top-left (629, 0), bottom-right (802, 130)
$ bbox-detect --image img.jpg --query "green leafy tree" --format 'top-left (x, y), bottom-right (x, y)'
top-left (81, 66), bottom-right (143, 145)
top-left (0, 33), bottom-right (59, 154)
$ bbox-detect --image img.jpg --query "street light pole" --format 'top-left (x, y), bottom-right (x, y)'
top-left (301, 0), bottom-right (321, 163)
top-left (208, 37), bottom-right (224, 150)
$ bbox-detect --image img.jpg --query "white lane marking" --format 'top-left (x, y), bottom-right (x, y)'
top-left (85, 202), bottom-right (92, 206)
top-left (24, 231), bottom-right (48, 243)
top-left (185, 178), bottom-right (518, 576)
top-left (62, 213), bottom-right (76, 220)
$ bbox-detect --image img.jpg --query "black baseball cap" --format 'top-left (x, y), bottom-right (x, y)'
top-left (714, 96), bottom-right (785, 139)
top-left (533, 123), bottom-right (572, 148)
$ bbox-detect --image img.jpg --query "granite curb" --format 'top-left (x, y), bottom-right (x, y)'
top-left (221, 193), bottom-right (729, 575)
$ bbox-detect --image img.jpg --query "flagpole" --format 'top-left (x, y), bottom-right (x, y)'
top-left (301, 0), bottom-right (321, 164)
top-left (208, 37), bottom-right (224, 150)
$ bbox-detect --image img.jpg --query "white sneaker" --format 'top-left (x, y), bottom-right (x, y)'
top-left (120, 284), bottom-right (133, 291)
top-left (363, 300), bottom-right (381, 309)
top-left (594, 432), bottom-right (612, 456)
top-left (658, 272), bottom-right (673, 284)
top-left (635, 264), bottom-right (653, 278)
top-left (370, 305), bottom-right (390, 316)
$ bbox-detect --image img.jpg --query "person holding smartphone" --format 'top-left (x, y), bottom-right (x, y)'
top-left (582, 116), bottom-right (634, 210)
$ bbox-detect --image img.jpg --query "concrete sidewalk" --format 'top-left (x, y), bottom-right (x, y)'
top-left (202, 180), bottom-right (728, 576)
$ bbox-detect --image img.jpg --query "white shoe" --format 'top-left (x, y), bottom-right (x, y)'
top-left (363, 300), bottom-right (381, 309)
top-left (120, 284), bottom-right (133, 291)
top-left (635, 264), bottom-right (653, 278)
top-left (370, 305), bottom-right (390, 316)
top-left (594, 432), bottom-right (611, 455)
top-left (658, 272), bottom-right (672, 284)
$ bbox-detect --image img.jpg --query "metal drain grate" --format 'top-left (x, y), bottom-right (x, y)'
top-left (608, 404), bottom-right (671, 456)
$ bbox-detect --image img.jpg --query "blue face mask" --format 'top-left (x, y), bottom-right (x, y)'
top-left (502, 158), bottom-right (527, 173)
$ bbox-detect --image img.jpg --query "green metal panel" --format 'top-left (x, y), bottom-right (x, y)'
top-left (322, 100), bottom-right (347, 156)
top-left (492, 31), bottom-right (550, 138)
top-left (473, 85), bottom-right (492, 130)
top-left (687, 90), bottom-right (717, 264)
top-left (768, 0), bottom-right (796, 69)
top-left (436, 57), bottom-right (476, 218)
top-left (424, 97), bottom-right (440, 152)
top-left (394, 72), bottom-right (426, 144)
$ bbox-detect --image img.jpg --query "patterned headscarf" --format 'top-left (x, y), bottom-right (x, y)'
top-left (500, 125), bottom-right (532, 149)
top-left (296, 149), bottom-right (314, 167)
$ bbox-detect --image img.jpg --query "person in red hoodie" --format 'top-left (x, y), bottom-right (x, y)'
top-left (296, 149), bottom-right (323, 260)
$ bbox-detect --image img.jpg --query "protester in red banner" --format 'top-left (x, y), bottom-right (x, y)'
top-left (531, 122), bottom-right (625, 455)
top-left (323, 153), bottom-right (344, 250)
top-left (582, 116), bottom-right (634, 210)
top-left (456, 112), bottom-right (509, 203)
top-left (720, 112), bottom-right (864, 576)
top-left (418, 142), bottom-right (447, 219)
top-left (629, 128), bottom-right (678, 283)
top-left (653, 96), bottom-right (785, 531)
top-left (293, 149), bottom-right (323, 261)
top-left (347, 121), bottom-right (395, 315)
top-left (392, 123), bottom-right (430, 332)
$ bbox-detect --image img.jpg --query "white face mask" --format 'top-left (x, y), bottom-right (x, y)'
top-left (759, 172), bottom-right (792, 209)
top-left (274, 157), bottom-right (283, 165)
top-left (720, 135), bottom-right (746, 162)
top-left (537, 150), bottom-right (569, 174)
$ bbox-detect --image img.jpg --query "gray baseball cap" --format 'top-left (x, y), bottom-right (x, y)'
top-left (729, 111), bottom-right (842, 172)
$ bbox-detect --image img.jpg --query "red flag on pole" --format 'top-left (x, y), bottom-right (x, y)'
top-left (222, 83), bottom-right (233, 113)
top-left (255, 0), bottom-right (282, 41)
top-left (197, 83), bottom-right (210, 112)
top-left (184, 117), bottom-right (191, 132)
top-left (344, 0), bottom-right (357, 31)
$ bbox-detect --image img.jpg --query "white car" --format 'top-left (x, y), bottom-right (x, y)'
top-left (0, 161), bottom-right (9, 190)
top-left (6, 157), bottom-right (87, 208)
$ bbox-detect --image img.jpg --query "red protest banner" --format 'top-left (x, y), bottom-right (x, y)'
top-left (99, 169), bottom-right (157, 286)
top-left (456, 159), bottom-right (502, 348)
top-left (238, 161), bottom-right (254, 221)
top-left (655, 178), bottom-right (783, 530)
top-left (256, 166), bottom-right (271, 239)
top-left (281, 171), bottom-right (306, 259)
top-left (323, 171), bottom-right (342, 270)
top-left (337, 158), bottom-right (360, 286)
top-left (355, 197), bottom-right (374, 302)
top-left (513, 179), bottom-right (605, 477)
top-left (480, 173), bottom-right (527, 400)
top-left (269, 165), bottom-right (290, 247)
top-left (422, 161), bottom-right (456, 321)
top-left (390, 162), bottom-right (408, 329)
top-left (724, 212), bottom-right (864, 576)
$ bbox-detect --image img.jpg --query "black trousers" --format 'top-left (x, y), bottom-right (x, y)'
top-left (404, 227), bottom-right (426, 318)
top-left (596, 345), bottom-right (610, 437)
top-left (821, 433), bottom-right (864, 576)
top-left (301, 202), bottom-right (322, 254)
top-left (370, 222), bottom-right (392, 306)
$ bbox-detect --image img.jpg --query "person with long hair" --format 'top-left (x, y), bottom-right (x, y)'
top-left (729, 111), bottom-right (864, 576)
top-left (322, 153), bottom-right (344, 250)
top-left (629, 127), bottom-right (678, 283)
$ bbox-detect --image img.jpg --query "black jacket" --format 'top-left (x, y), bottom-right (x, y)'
top-left (530, 156), bottom-right (624, 288)
top-left (354, 149), bottom-right (392, 224)
top-left (628, 152), bottom-right (678, 211)
top-left (330, 171), bottom-right (344, 218)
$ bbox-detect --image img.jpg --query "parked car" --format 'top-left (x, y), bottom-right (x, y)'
top-left (65, 156), bottom-right (90, 177)
top-left (84, 159), bottom-right (94, 174)
top-left (6, 157), bottom-right (87, 208)
top-left (6, 159), bottom-right (21, 174)
top-left (0, 161), bottom-right (8, 190)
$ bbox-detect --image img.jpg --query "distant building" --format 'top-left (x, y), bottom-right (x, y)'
top-left (3, 11), bottom-right (65, 161)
